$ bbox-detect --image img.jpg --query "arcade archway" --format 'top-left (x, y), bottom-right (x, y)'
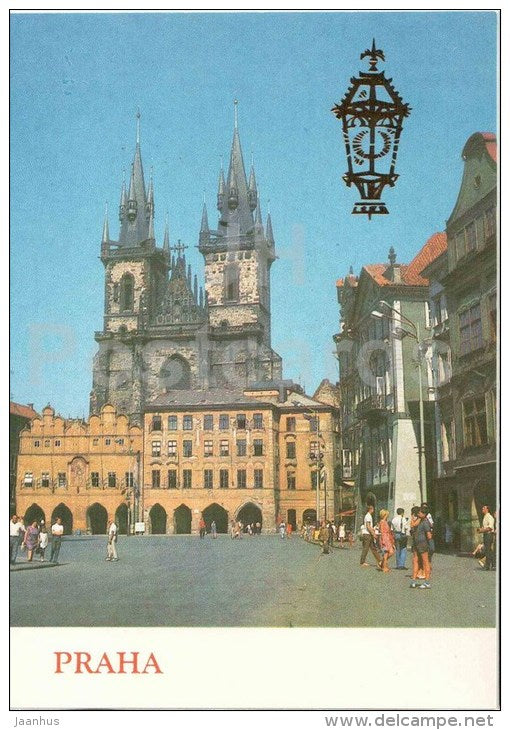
top-left (24, 503), bottom-right (45, 527)
top-left (150, 504), bottom-right (167, 535)
top-left (303, 508), bottom-right (317, 525)
top-left (202, 503), bottom-right (228, 534)
top-left (174, 504), bottom-right (192, 534)
top-left (115, 503), bottom-right (129, 535)
top-left (51, 503), bottom-right (73, 535)
top-left (237, 502), bottom-right (262, 529)
top-left (87, 503), bottom-right (108, 535)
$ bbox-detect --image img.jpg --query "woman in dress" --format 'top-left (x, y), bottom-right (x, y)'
top-left (23, 520), bottom-right (40, 562)
top-left (377, 509), bottom-right (395, 573)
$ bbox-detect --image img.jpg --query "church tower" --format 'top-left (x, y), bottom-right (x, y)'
top-left (198, 102), bottom-right (282, 386)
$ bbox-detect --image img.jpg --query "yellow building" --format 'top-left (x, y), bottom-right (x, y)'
top-left (16, 404), bottom-right (142, 534)
top-left (142, 381), bottom-right (340, 534)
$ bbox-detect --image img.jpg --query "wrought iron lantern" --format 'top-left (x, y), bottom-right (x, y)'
top-left (331, 40), bottom-right (411, 219)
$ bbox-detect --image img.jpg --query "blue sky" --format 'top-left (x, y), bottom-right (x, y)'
top-left (10, 11), bottom-right (497, 416)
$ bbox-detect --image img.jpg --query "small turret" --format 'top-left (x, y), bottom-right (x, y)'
top-left (217, 167), bottom-right (226, 211)
top-left (199, 202), bottom-right (210, 245)
top-left (248, 163), bottom-right (258, 212)
top-left (119, 176), bottom-right (127, 222)
top-left (146, 170), bottom-right (154, 221)
top-left (227, 169), bottom-right (239, 210)
top-left (102, 203), bottom-right (110, 245)
top-left (163, 214), bottom-right (170, 258)
top-left (127, 163), bottom-right (137, 221)
top-left (266, 212), bottom-right (274, 245)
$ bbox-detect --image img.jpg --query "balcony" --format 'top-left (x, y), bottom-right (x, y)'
top-left (356, 393), bottom-right (391, 420)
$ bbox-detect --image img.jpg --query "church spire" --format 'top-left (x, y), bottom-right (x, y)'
top-left (254, 196), bottom-right (263, 232)
top-left (119, 173), bottom-right (127, 222)
top-left (118, 111), bottom-right (151, 246)
top-left (163, 213), bottom-right (170, 254)
top-left (216, 101), bottom-right (254, 237)
top-left (102, 203), bottom-right (110, 244)
top-left (266, 212), bottom-right (274, 244)
top-left (248, 157), bottom-right (258, 212)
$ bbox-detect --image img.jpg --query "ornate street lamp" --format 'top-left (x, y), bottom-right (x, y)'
top-left (331, 40), bottom-right (411, 219)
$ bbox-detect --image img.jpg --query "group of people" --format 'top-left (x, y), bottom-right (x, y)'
top-left (230, 520), bottom-right (262, 538)
top-left (359, 503), bottom-right (435, 588)
top-left (301, 520), bottom-right (351, 547)
top-left (9, 515), bottom-right (63, 565)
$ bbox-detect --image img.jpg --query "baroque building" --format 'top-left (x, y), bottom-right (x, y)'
top-left (334, 236), bottom-right (446, 519)
top-left (90, 110), bottom-right (281, 424)
top-left (425, 132), bottom-right (497, 551)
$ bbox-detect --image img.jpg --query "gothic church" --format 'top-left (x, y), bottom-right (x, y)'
top-left (90, 110), bottom-right (282, 423)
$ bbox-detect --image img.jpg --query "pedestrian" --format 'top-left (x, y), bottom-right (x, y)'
top-left (106, 519), bottom-right (118, 561)
top-left (199, 517), bottom-right (206, 539)
top-left (23, 520), bottom-right (40, 562)
top-left (328, 521), bottom-right (336, 546)
top-left (279, 521), bottom-right (286, 539)
top-left (477, 505), bottom-right (495, 571)
top-left (377, 509), bottom-right (395, 573)
top-left (391, 508), bottom-right (409, 570)
top-left (38, 525), bottom-right (49, 562)
top-left (410, 506), bottom-right (433, 589)
top-left (211, 520), bottom-right (217, 539)
top-left (10, 515), bottom-right (23, 565)
top-left (255, 521), bottom-right (261, 535)
top-left (338, 521), bottom-right (346, 548)
top-left (286, 522), bottom-right (292, 539)
top-left (237, 521), bottom-right (243, 538)
top-left (49, 517), bottom-right (64, 564)
top-left (318, 520), bottom-right (330, 554)
top-left (359, 505), bottom-right (382, 568)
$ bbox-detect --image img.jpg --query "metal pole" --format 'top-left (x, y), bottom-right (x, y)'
top-left (324, 470), bottom-right (327, 522)
top-left (417, 323), bottom-right (427, 504)
top-left (316, 411), bottom-right (320, 524)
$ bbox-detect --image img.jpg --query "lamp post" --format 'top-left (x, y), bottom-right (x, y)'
top-left (371, 301), bottom-right (428, 504)
top-left (295, 403), bottom-right (324, 524)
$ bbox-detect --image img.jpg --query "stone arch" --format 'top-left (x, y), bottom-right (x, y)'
top-left (115, 503), bottom-right (129, 535)
top-left (149, 504), bottom-right (167, 535)
top-left (160, 354), bottom-right (191, 391)
top-left (202, 503), bottom-right (229, 534)
top-left (51, 503), bottom-right (73, 535)
top-left (236, 501), bottom-right (262, 529)
top-left (303, 508), bottom-right (317, 525)
top-left (174, 504), bottom-right (192, 534)
top-left (87, 502), bottom-right (108, 535)
top-left (24, 503), bottom-right (45, 527)
top-left (119, 273), bottom-right (134, 312)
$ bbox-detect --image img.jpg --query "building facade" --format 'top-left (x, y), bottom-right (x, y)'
top-left (90, 112), bottom-right (281, 425)
top-left (16, 405), bottom-right (142, 534)
top-left (10, 401), bottom-right (38, 514)
top-left (142, 381), bottom-right (339, 534)
top-left (427, 132), bottom-right (497, 551)
top-left (335, 236), bottom-right (446, 521)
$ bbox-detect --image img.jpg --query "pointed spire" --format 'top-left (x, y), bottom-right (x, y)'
top-left (136, 107), bottom-right (141, 145)
top-left (102, 203), bottom-right (110, 244)
top-left (199, 286), bottom-right (204, 308)
top-left (187, 264), bottom-right (192, 286)
top-left (266, 212), bottom-right (274, 244)
top-left (119, 172), bottom-right (127, 222)
top-left (217, 167), bottom-right (226, 210)
top-left (146, 167), bottom-right (154, 220)
top-left (200, 202), bottom-right (210, 233)
top-left (248, 162), bottom-right (258, 212)
top-left (234, 99), bottom-right (239, 129)
top-left (254, 196), bottom-right (263, 231)
top-left (148, 208), bottom-right (155, 240)
top-left (193, 274), bottom-right (198, 302)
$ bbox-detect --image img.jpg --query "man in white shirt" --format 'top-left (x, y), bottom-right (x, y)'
top-left (360, 505), bottom-right (382, 567)
top-left (10, 515), bottom-right (23, 564)
top-left (50, 517), bottom-right (64, 564)
top-left (478, 505), bottom-right (495, 571)
top-left (106, 519), bottom-right (118, 561)
top-left (391, 508), bottom-right (409, 570)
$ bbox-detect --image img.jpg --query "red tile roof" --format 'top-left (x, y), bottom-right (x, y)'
top-left (362, 232), bottom-right (447, 288)
top-left (10, 401), bottom-right (38, 420)
top-left (336, 278), bottom-right (344, 287)
top-left (481, 132), bottom-right (497, 163)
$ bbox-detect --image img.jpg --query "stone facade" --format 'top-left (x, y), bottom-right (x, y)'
top-left (90, 115), bottom-right (281, 425)
top-left (16, 405), bottom-right (142, 534)
top-left (142, 383), bottom-right (340, 534)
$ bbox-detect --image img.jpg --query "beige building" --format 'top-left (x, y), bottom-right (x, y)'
top-left (142, 381), bottom-right (340, 534)
top-left (16, 404), bottom-right (142, 534)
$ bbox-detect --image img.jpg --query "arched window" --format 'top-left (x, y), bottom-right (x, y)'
top-left (224, 264), bottom-right (239, 302)
top-left (160, 354), bottom-right (191, 391)
top-left (119, 273), bottom-right (135, 312)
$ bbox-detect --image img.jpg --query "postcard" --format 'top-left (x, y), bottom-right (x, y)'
top-left (8, 6), bottom-right (501, 724)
